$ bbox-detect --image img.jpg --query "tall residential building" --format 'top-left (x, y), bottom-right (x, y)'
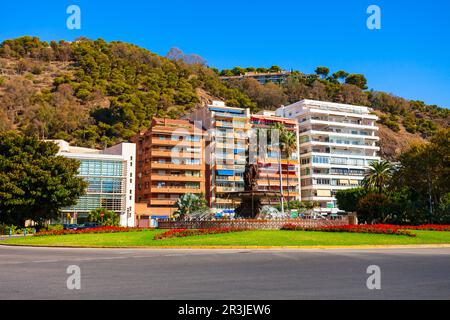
top-left (50, 140), bottom-right (136, 227)
top-left (188, 101), bottom-right (251, 214)
top-left (276, 99), bottom-right (380, 213)
top-left (250, 111), bottom-right (301, 203)
top-left (132, 118), bottom-right (206, 218)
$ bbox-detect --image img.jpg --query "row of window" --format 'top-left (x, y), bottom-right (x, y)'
top-left (302, 168), bottom-right (366, 176)
top-left (64, 195), bottom-right (124, 213)
top-left (85, 178), bottom-right (125, 194)
top-left (156, 135), bottom-right (201, 142)
top-left (153, 159), bottom-right (201, 165)
top-left (301, 156), bottom-right (370, 166)
top-left (301, 178), bottom-right (361, 187)
top-left (79, 160), bottom-right (124, 177)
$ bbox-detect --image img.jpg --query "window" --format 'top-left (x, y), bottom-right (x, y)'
top-left (316, 190), bottom-right (331, 197)
top-left (314, 178), bottom-right (330, 185)
top-left (313, 156), bottom-right (329, 164)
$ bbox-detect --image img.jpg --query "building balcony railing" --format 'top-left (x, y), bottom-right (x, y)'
top-left (151, 186), bottom-right (203, 194)
top-left (257, 179), bottom-right (298, 187)
top-left (216, 186), bottom-right (245, 192)
top-left (151, 150), bottom-right (203, 159)
top-left (300, 130), bottom-right (380, 141)
top-left (151, 163), bottom-right (203, 170)
top-left (300, 119), bottom-right (379, 131)
top-left (150, 175), bottom-right (204, 182)
top-left (150, 199), bottom-right (178, 206)
top-left (151, 138), bottom-right (202, 147)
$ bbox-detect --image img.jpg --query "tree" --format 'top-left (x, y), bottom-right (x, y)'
top-left (339, 84), bottom-right (369, 106)
top-left (315, 66), bottom-right (330, 79)
top-left (332, 70), bottom-right (349, 83)
top-left (232, 67), bottom-right (246, 76)
top-left (335, 188), bottom-right (367, 213)
top-left (362, 160), bottom-right (394, 194)
top-left (174, 193), bottom-right (211, 220)
top-left (228, 78), bottom-right (287, 110)
top-left (88, 208), bottom-right (120, 226)
top-left (0, 132), bottom-right (87, 226)
top-left (393, 129), bottom-right (450, 222)
top-left (357, 193), bottom-right (393, 224)
top-left (271, 123), bottom-right (297, 212)
top-left (280, 130), bottom-right (297, 209)
top-left (345, 74), bottom-right (368, 90)
top-left (268, 65), bottom-right (282, 73)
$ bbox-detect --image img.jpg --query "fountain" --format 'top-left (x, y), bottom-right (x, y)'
top-left (224, 158), bottom-right (283, 219)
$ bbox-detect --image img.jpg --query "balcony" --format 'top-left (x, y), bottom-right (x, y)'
top-left (150, 199), bottom-right (177, 206)
top-left (151, 162), bottom-right (203, 170)
top-left (257, 179), bottom-right (298, 187)
top-left (258, 158), bottom-right (300, 165)
top-left (300, 140), bottom-right (380, 151)
top-left (151, 186), bottom-right (203, 194)
top-left (216, 186), bottom-right (245, 192)
top-left (306, 106), bottom-right (378, 120)
top-left (150, 175), bottom-right (203, 182)
top-left (300, 130), bottom-right (380, 141)
top-left (151, 138), bottom-right (202, 147)
top-left (300, 119), bottom-right (379, 131)
top-left (213, 198), bottom-right (235, 204)
top-left (151, 150), bottom-right (203, 159)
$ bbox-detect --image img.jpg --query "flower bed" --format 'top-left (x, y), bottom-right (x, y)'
top-left (394, 225), bottom-right (450, 232)
top-left (280, 224), bottom-right (417, 237)
top-left (154, 227), bottom-right (250, 240)
top-left (35, 226), bottom-right (147, 237)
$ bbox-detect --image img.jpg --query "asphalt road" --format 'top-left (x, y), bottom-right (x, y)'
top-left (0, 246), bottom-right (449, 300)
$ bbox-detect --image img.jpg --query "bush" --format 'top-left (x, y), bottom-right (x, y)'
top-left (47, 224), bottom-right (64, 231)
top-left (0, 225), bottom-right (35, 235)
top-left (36, 226), bottom-right (145, 237)
top-left (154, 228), bottom-right (250, 240)
top-left (88, 208), bottom-right (120, 226)
top-left (31, 65), bottom-right (42, 75)
top-left (336, 188), bottom-right (367, 213)
top-left (280, 224), bottom-right (416, 237)
top-left (357, 193), bottom-right (393, 224)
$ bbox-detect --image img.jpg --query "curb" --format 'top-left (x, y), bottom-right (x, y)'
top-left (1, 243), bottom-right (450, 250)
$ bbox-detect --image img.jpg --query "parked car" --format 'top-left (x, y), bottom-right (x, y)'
top-left (81, 222), bottom-right (100, 229)
top-left (63, 224), bottom-right (81, 230)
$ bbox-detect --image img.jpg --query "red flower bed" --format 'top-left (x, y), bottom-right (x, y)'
top-left (154, 227), bottom-right (249, 240)
top-left (280, 224), bottom-right (416, 237)
top-left (393, 225), bottom-right (450, 232)
top-left (35, 226), bottom-right (147, 237)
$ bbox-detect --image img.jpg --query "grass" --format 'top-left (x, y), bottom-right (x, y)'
top-left (2, 230), bottom-right (450, 248)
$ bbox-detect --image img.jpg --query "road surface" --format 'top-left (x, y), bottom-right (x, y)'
top-left (0, 246), bottom-right (449, 300)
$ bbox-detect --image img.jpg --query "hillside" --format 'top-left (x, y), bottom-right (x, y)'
top-left (0, 36), bottom-right (448, 160)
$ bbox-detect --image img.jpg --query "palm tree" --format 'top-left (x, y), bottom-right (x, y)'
top-left (271, 123), bottom-right (286, 214)
top-left (280, 130), bottom-right (297, 211)
top-left (362, 160), bottom-right (394, 194)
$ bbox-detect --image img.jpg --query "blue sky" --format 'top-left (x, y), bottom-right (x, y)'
top-left (1, 0), bottom-right (449, 108)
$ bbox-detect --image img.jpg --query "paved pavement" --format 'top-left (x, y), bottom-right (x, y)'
top-left (0, 246), bottom-right (449, 300)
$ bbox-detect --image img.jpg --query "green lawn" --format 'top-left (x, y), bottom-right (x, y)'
top-left (2, 230), bottom-right (450, 248)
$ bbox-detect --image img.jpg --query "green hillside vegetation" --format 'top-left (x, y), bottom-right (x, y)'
top-left (0, 36), bottom-right (448, 159)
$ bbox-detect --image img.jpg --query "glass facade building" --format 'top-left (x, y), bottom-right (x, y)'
top-left (49, 140), bottom-right (136, 226)
top-left (68, 159), bottom-right (126, 215)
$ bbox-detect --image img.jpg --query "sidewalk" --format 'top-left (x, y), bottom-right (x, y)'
top-left (0, 234), bottom-right (34, 241)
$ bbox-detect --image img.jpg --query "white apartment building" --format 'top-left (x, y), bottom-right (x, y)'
top-left (276, 99), bottom-right (380, 213)
top-left (49, 140), bottom-right (136, 227)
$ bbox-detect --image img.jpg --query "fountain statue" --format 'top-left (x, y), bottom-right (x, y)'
top-left (225, 158), bottom-right (282, 219)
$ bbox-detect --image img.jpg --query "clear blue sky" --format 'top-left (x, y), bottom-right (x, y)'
top-left (1, 0), bottom-right (449, 108)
